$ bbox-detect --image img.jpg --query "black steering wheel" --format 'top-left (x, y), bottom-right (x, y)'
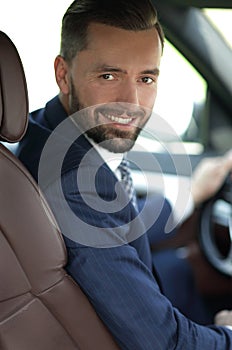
top-left (199, 173), bottom-right (232, 277)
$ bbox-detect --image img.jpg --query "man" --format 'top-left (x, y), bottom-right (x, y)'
top-left (17, 0), bottom-right (232, 348)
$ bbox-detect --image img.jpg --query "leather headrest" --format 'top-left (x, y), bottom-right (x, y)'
top-left (0, 31), bottom-right (28, 142)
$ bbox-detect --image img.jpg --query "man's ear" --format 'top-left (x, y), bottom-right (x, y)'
top-left (54, 55), bottom-right (70, 95)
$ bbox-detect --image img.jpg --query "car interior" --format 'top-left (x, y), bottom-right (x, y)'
top-left (0, 0), bottom-right (231, 348)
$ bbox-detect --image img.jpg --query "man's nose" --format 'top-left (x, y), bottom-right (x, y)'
top-left (116, 80), bottom-right (139, 105)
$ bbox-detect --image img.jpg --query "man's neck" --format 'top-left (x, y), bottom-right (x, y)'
top-left (86, 135), bottom-right (124, 174)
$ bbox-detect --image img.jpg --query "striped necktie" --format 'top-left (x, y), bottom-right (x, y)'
top-left (118, 157), bottom-right (138, 211)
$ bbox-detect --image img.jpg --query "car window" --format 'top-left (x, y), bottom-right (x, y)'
top-left (154, 39), bottom-right (206, 137)
top-left (136, 8), bottom-right (232, 157)
top-left (0, 1), bottom-right (71, 111)
top-left (136, 39), bottom-right (207, 155)
top-left (204, 9), bottom-right (232, 49)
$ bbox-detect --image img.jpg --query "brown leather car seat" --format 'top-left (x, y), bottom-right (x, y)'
top-left (0, 31), bottom-right (119, 350)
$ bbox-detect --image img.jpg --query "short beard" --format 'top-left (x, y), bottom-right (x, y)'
top-left (69, 79), bottom-right (146, 153)
top-left (86, 124), bottom-right (140, 153)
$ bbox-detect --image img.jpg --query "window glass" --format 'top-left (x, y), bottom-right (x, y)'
top-left (0, 1), bottom-right (71, 111)
top-left (137, 40), bottom-right (207, 154)
top-left (203, 9), bottom-right (232, 49)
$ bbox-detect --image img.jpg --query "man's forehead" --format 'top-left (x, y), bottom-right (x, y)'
top-left (86, 22), bottom-right (160, 47)
top-left (82, 23), bottom-right (162, 66)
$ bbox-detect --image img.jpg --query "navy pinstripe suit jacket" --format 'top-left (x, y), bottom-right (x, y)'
top-left (17, 96), bottom-right (232, 349)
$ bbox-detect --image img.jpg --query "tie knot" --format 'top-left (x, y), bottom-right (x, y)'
top-left (118, 157), bottom-right (138, 211)
top-left (118, 158), bottom-right (131, 180)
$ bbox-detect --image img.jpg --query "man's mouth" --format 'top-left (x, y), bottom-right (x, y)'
top-left (106, 114), bottom-right (133, 124)
top-left (98, 111), bottom-right (134, 125)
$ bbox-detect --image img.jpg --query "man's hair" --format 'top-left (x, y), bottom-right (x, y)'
top-left (60, 0), bottom-right (164, 63)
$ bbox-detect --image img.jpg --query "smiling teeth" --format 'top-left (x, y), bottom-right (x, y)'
top-left (107, 115), bottom-right (133, 124)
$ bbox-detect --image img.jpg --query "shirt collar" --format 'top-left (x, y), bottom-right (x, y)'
top-left (86, 135), bottom-right (123, 173)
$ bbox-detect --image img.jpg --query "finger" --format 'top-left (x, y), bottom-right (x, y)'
top-left (214, 310), bottom-right (232, 326)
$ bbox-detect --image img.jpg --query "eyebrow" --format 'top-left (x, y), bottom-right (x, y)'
top-left (93, 65), bottom-right (160, 76)
top-left (141, 68), bottom-right (160, 76)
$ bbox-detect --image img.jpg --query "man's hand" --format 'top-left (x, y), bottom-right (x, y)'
top-left (214, 310), bottom-right (232, 327)
top-left (191, 150), bottom-right (232, 206)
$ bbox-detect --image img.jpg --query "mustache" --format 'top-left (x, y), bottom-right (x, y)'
top-left (94, 103), bottom-right (147, 119)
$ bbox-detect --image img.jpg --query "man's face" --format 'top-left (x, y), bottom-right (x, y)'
top-left (63, 23), bottom-right (162, 152)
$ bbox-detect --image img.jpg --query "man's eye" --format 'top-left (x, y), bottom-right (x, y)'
top-left (101, 74), bottom-right (114, 80)
top-left (142, 77), bottom-right (154, 84)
